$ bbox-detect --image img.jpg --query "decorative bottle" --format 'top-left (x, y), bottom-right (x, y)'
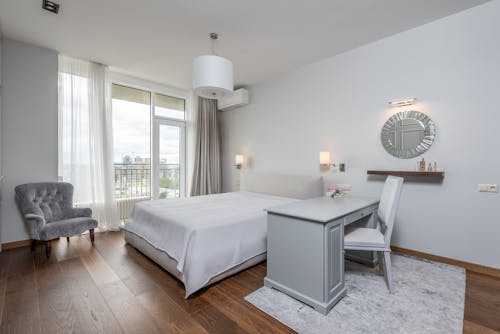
top-left (419, 158), bottom-right (426, 172)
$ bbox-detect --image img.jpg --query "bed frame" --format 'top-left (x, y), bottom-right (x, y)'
top-left (125, 230), bottom-right (267, 290)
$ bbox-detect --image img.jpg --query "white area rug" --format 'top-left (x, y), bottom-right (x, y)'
top-left (245, 254), bottom-right (465, 334)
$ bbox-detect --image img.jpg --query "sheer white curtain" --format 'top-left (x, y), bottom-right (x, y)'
top-left (58, 55), bottom-right (120, 231)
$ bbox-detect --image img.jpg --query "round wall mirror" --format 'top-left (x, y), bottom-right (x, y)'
top-left (381, 110), bottom-right (435, 159)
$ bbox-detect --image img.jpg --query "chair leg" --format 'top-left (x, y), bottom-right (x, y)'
top-left (383, 251), bottom-right (394, 293)
top-left (45, 240), bottom-right (52, 258)
top-left (30, 239), bottom-right (37, 252)
top-left (67, 237), bottom-right (70, 242)
top-left (377, 251), bottom-right (384, 273)
top-left (90, 229), bottom-right (95, 245)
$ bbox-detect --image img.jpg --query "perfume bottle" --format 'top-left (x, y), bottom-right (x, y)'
top-left (433, 161), bottom-right (437, 171)
top-left (419, 158), bottom-right (426, 172)
top-left (427, 163), bottom-right (432, 172)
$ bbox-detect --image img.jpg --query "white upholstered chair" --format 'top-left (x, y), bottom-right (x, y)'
top-left (344, 176), bottom-right (404, 293)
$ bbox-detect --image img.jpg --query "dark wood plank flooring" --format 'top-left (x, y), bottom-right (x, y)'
top-left (0, 231), bottom-right (497, 333)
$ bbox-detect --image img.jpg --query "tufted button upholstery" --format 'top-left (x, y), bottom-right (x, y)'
top-left (15, 182), bottom-right (73, 223)
top-left (15, 182), bottom-right (98, 241)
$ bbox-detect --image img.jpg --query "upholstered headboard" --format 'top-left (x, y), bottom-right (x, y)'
top-left (240, 172), bottom-right (323, 199)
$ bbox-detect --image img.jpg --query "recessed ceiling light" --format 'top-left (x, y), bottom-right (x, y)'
top-left (42, 0), bottom-right (60, 14)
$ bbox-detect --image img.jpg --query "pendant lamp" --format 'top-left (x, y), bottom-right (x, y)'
top-left (193, 33), bottom-right (234, 100)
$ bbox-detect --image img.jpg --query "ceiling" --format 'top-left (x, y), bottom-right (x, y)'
top-left (0, 0), bottom-right (491, 89)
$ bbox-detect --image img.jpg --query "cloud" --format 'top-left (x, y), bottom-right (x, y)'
top-left (112, 100), bottom-right (181, 164)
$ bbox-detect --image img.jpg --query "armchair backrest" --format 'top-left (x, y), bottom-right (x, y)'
top-left (377, 176), bottom-right (404, 248)
top-left (15, 182), bottom-right (74, 223)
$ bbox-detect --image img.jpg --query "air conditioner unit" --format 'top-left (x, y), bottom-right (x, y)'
top-left (218, 88), bottom-right (249, 111)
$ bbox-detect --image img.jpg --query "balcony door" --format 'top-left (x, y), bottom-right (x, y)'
top-left (153, 119), bottom-right (186, 199)
top-left (111, 79), bottom-right (188, 221)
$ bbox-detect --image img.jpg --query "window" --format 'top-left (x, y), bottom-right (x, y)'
top-left (58, 55), bottom-right (122, 230)
top-left (112, 84), bottom-right (152, 200)
top-left (154, 93), bottom-right (185, 120)
top-left (111, 81), bottom-right (187, 208)
top-left (154, 92), bottom-right (186, 200)
top-left (59, 72), bottom-right (90, 191)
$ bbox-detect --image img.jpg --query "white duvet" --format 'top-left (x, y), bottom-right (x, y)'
top-left (123, 191), bottom-right (297, 297)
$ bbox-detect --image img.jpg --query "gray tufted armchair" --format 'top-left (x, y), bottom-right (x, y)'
top-left (15, 182), bottom-right (98, 257)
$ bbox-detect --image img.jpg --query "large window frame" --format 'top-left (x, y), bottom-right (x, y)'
top-left (110, 72), bottom-right (192, 198)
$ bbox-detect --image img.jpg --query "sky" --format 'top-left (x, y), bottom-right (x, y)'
top-left (112, 99), bottom-right (181, 164)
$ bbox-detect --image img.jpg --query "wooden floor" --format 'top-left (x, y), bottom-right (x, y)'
top-left (0, 232), bottom-right (497, 334)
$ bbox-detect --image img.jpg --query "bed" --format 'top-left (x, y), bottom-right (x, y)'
top-left (123, 173), bottom-right (324, 297)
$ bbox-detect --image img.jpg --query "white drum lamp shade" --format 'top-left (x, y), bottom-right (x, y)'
top-left (193, 55), bottom-right (233, 100)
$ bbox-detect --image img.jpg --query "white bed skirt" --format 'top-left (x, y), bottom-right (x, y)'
top-left (124, 230), bottom-right (267, 295)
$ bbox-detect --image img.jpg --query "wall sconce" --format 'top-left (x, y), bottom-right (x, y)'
top-left (319, 152), bottom-right (346, 172)
top-left (234, 154), bottom-right (244, 169)
top-left (388, 98), bottom-right (416, 108)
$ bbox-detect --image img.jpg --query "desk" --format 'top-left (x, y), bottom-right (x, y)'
top-left (264, 196), bottom-right (379, 315)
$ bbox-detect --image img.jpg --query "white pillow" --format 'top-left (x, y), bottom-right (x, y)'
top-left (240, 172), bottom-right (323, 199)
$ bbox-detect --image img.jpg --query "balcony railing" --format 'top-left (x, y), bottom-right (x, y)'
top-left (114, 163), bottom-right (180, 220)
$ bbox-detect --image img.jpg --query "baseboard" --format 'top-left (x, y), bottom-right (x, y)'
top-left (2, 237), bottom-right (66, 250)
top-left (2, 239), bottom-right (499, 279)
top-left (2, 239), bottom-right (31, 250)
top-left (391, 246), bottom-right (500, 279)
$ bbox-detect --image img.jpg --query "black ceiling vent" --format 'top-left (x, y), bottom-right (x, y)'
top-left (42, 0), bottom-right (60, 14)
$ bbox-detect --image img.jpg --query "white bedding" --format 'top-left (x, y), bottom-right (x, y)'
top-left (123, 191), bottom-right (298, 297)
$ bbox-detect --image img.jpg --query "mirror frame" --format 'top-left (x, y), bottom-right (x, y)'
top-left (381, 110), bottom-right (436, 159)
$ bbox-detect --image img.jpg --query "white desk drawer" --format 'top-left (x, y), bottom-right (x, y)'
top-left (344, 204), bottom-right (377, 225)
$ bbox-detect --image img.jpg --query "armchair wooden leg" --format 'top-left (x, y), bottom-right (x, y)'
top-left (90, 229), bottom-right (95, 245)
top-left (45, 241), bottom-right (52, 258)
top-left (67, 237), bottom-right (70, 243)
top-left (30, 239), bottom-right (37, 252)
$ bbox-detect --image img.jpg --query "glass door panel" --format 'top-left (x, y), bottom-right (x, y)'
top-left (154, 120), bottom-right (185, 198)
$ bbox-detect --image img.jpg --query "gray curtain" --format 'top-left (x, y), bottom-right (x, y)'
top-left (190, 97), bottom-right (221, 196)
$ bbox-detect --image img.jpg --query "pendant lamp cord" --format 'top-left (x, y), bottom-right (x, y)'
top-left (210, 32), bottom-right (218, 55)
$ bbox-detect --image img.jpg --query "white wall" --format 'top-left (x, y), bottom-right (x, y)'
top-left (220, 0), bottom-right (500, 268)
top-left (1, 38), bottom-right (58, 243)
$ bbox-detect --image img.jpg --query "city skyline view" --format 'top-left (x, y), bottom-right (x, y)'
top-left (118, 154), bottom-right (174, 165)
top-left (112, 98), bottom-right (181, 165)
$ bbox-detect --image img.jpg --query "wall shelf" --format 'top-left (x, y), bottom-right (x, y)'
top-left (367, 170), bottom-right (444, 178)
